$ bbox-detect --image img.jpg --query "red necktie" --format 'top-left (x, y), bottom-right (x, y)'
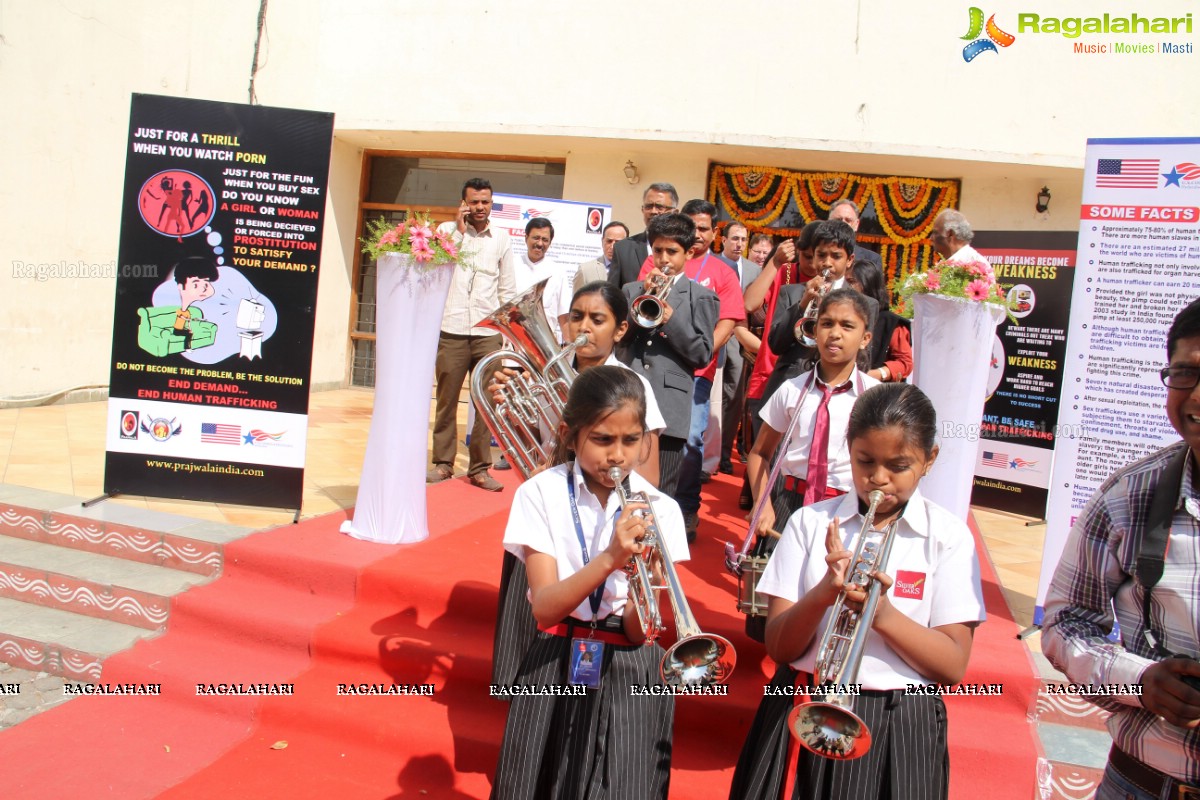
top-left (803, 380), bottom-right (852, 506)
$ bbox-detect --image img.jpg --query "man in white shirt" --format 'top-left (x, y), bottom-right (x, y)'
top-left (930, 208), bottom-right (987, 263)
top-left (519, 218), bottom-right (565, 343)
top-left (429, 177), bottom-right (517, 492)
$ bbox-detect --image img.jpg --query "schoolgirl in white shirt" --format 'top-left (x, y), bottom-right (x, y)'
top-left (730, 382), bottom-right (986, 800)
top-left (490, 281), bottom-right (665, 689)
top-left (490, 366), bottom-right (688, 800)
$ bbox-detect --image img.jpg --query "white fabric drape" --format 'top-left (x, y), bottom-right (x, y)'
top-left (910, 294), bottom-right (1005, 521)
top-left (341, 254), bottom-right (455, 544)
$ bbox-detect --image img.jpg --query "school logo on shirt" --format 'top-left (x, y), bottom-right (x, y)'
top-left (893, 570), bottom-right (926, 600)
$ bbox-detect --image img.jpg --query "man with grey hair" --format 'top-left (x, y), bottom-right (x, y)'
top-left (607, 182), bottom-right (679, 287)
top-left (930, 208), bottom-right (987, 263)
top-left (828, 198), bottom-right (884, 273)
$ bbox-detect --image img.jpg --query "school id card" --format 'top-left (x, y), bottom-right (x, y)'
top-left (568, 638), bottom-right (604, 688)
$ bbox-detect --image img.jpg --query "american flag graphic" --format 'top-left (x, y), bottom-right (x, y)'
top-left (1012, 457), bottom-right (1038, 470)
top-left (1095, 158), bottom-right (1160, 188)
top-left (981, 451), bottom-right (1009, 468)
top-left (201, 422), bottom-right (241, 444)
top-left (1176, 162), bottom-right (1200, 180)
top-left (491, 203), bottom-right (521, 220)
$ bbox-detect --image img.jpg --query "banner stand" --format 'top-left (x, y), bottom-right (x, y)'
top-left (80, 490), bottom-right (301, 523)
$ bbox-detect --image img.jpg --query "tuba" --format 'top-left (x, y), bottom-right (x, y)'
top-left (630, 271), bottom-right (673, 328)
top-left (793, 268), bottom-right (831, 347)
top-left (787, 489), bottom-right (900, 760)
top-left (469, 278), bottom-right (587, 479)
top-left (609, 467), bottom-right (737, 687)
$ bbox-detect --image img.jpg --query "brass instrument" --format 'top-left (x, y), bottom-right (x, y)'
top-left (793, 268), bottom-right (832, 347)
top-left (631, 271), bottom-right (673, 328)
top-left (609, 467), bottom-right (737, 687)
top-left (469, 278), bottom-right (588, 479)
top-left (787, 489), bottom-right (900, 760)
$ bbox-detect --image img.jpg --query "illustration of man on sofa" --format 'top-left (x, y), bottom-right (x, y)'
top-left (137, 257), bottom-right (219, 356)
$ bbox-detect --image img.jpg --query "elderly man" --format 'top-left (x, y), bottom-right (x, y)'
top-left (608, 182), bottom-right (679, 288)
top-left (573, 221), bottom-right (629, 293)
top-left (427, 177), bottom-right (516, 492)
top-left (930, 208), bottom-right (987, 263)
top-left (828, 198), bottom-right (884, 273)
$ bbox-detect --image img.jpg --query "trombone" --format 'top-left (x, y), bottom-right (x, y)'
top-left (787, 489), bottom-right (900, 760)
top-left (608, 467), bottom-right (737, 687)
top-left (469, 278), bottom-right (587, 479)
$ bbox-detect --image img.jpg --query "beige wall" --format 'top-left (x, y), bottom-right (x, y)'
top-left (1, 0), bottom-right (1193, 398)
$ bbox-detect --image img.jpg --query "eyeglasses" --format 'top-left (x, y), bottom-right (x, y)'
top-left (1161, 366), bottom-right (1200, 390)
top-left (641, 203), bottom-right (675, 213)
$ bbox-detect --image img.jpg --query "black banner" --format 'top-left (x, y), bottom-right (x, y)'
top-left (970, 231), bottom-right (1078, 519)
top-left (103, 94), bottom-right (334, 509)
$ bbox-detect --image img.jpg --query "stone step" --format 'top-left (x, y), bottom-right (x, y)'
top-left (1034, 721), bottom-right (1110, 800)
top-left (1027, 648), bottom-right (1112, 731)
top-left (0, 534), bottom-right (208, 629)
top-left (0, 596), bottom-right (155, 682)
top-left (0, 485), bottom-right (249, 576)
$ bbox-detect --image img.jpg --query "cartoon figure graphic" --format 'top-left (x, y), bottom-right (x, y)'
top-left (137, 257), bottom-right (221, 357)
top-left (142, 263), bottom-right (279, 364)
top-left (138, 169), bottom-right (216, 239)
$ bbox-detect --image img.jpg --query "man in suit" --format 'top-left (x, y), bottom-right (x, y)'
top-left (828, 198), bottom-right (883, 274)
top-left (572, 221), bottom-right (628, 294)
top-left (615, 212), bottom-right (718, 498)
top-left (607, 182), bottom-right (679, 288)
top-left (716, 222), bottom-right (762, 473)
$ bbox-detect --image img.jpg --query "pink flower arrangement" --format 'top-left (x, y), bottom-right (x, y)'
top-left (362, 212), bottom-right (464, 267)
top-left (895, 258), bottom-right (1016, 322)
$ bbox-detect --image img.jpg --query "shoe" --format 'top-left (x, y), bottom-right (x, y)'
top-left (738, 486), bottom-right (753, 510)
top-left (699, 471), bottom-right (711, 484)
top-left (718, 459), bottom-right (734, 475)
top-left (469, 472), bottom-right (504, 492)
top-left (495, 455), bottom-right (512, 471)
top-left (426, 464), bottom-right (453, 483)
top-left (683, 511), bottom-right (699, 544)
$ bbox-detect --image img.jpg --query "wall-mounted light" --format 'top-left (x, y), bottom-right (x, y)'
top-left (1036, 186), bottom-right (1051, 213)
top-left (623, 160), bottom-right (640, 185)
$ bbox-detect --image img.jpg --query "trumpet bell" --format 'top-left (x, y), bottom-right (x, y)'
top-left (787, 700), bottom-right (871, 760)
top-left (631, 294), bottom-right (666, 328)
top-left (662, 633), bottom-right (737, 688)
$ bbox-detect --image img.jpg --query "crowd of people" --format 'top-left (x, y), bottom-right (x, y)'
top-left (420, 177), bottom-right (1200, 800)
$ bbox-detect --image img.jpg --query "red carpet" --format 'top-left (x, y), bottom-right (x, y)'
top-left (0, 469), bottom-right (1039, 798)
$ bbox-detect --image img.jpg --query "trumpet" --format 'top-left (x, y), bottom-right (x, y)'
top-left (608, 467), bottom-right (737, 687)
top-left (631, 270), bottom-right (673, 328)
top-left (470, 278), bottom-right (587, 479)
top-left (787, 489), bottom-right (900, 760)
top-left (793, 269), bottom-right (831, 347)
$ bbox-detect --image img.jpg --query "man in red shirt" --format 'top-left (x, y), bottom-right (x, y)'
top-left (641, 199), bottom-right (745, 539)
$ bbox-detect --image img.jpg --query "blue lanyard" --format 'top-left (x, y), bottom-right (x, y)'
top-left (566, 470), bottom-right (617, 621)
top-left (691, 253), bottom-right (712, 286)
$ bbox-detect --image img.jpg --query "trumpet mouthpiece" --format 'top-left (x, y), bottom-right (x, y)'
top-left (608, 467), bottom-right (624, 482)
top-left (868, 490), bottom-right (885, 504)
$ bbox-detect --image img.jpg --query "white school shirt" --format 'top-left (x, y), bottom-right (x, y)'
top-left (503, 461), bottom-right (690, 622)
top-left (602, 352), bottom-right (667, 435)
top-left (756, 488), bottom-right (986, 689)
top-left (759, 367), bottom-right (878, 493)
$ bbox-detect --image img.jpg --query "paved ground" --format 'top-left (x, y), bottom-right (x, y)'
top-left (0, 662), bottom-right (82, 730)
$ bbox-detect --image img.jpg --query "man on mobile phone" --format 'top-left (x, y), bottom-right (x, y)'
top-left (428, 177), bottom-right (516, 492)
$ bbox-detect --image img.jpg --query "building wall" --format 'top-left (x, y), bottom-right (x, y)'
top-left (1, 0), bottom-right (1193, 398)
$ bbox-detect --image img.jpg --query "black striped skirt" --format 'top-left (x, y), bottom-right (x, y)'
top-left (729, 665), bottom-right (949, 800)
top-left (490, 624), bottom-right (674, 800)
top-left (492, 551), bottom-right (539, 690)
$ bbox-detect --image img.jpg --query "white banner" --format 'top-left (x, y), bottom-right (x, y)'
top-left (1036, 137), bottom-right (1200, 620)
top-left (490, 193), bottom-right (611, 272)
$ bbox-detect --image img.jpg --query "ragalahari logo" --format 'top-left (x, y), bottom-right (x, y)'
top-left (961, 7), bottom-right (1016, 62)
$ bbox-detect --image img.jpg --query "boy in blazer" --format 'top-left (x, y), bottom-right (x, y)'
top-left (616, 212), bottom-right (719, 498)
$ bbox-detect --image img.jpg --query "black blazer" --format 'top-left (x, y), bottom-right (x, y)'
top-left (615, 277), bottom-right (718, 440)
top-left (607, 233), bottom-right (650, 288)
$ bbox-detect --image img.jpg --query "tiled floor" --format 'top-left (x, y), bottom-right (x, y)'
top-left (0, 387), bottom-right (1049, 633)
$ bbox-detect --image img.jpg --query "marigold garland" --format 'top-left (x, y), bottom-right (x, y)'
top-left (707, 164), bottom-right (961, 298)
